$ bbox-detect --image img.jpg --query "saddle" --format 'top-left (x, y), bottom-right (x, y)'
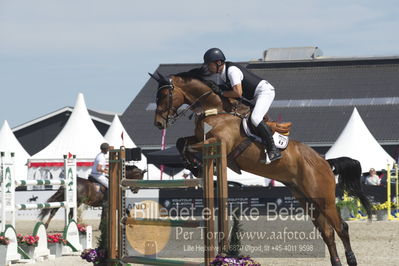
top-left (265, 121), bottom-right (292, 136)
top-left (243, 118), bottom-right (289, 149)
top-left (88, 175), bottom-right (107, 193)
top-left (227, 116), bottom-right (292, 174)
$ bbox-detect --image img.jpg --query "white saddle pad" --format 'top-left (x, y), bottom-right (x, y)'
top-left (242, 118), bottom-right (289, 149)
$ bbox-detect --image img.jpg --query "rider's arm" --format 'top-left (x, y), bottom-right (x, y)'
top-left (96, 163), bottom-right (107, 174)
top-left (222, 83), bottom-right (242, 98)
top-left (222, 66), bottom-right (243, 98)
top-left (96, 154), bottom-right (108, 174)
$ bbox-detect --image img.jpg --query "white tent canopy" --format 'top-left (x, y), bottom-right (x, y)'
top-left (325, 107), bottom-right (395, 172)
top-left (104, 114), bottom-right (174, 180)
top-left (29, 93), bottom-right (107, 179)
top-left (104, 115), bottom-right (135, 148)
top-left (0, 120), bottom-right (30, 179)
top-left (31, 93), bottom-right (106, 160)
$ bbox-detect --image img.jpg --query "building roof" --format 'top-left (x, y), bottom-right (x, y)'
top-left (121, 57), bottom-right (399, 150)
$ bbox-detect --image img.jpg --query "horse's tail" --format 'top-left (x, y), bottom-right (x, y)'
top-left (327, 157), bottom-right (372, 219)
top-left (38, 186), bottom-right (65, 221)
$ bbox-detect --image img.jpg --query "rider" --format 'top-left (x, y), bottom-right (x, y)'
top-left (203, 47), bottom-right (282, 163)
top-left (91, 142), bottom-right (110, 188)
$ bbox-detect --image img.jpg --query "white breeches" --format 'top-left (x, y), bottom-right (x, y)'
top-left (250, 81), bottom-right (275, 127)
top-left (93, 174), bottom-right (109, 189)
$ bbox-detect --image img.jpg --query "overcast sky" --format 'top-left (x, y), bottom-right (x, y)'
top-left (1, 0), bottom-right (398, 128)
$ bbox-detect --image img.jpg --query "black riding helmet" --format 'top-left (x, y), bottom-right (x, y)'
top-left (203, 48), bottom-right (226, 64)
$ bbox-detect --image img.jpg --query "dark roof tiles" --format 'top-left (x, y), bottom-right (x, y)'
top-left (121, 57), bottom-right (399, 148)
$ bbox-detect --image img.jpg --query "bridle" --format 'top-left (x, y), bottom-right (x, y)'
top-left (156, 81), bottom-right (213, 127)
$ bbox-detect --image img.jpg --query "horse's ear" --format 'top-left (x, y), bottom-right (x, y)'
top-left (157, 71), bottom-right (170, 84)
top-left (148, 72), bottom-right (160, 82)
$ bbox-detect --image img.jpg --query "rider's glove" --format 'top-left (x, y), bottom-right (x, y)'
top-left (203, 80), bottom-right (226, 97)
top-left (212, 86), bottom-right (223, 96)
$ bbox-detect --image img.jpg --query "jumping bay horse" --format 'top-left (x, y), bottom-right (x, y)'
top-left (38, 165), bottom-right (146, 228)
top-left (151, 71), bottom-right (371, 266)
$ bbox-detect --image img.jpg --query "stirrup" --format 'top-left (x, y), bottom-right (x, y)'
top-left (261, 149), bottom-right (282, 164)
top-left (268, 151), bottom-right (282, 162)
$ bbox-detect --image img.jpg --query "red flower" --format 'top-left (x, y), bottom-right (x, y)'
top-left (17, 234), bottom-right (40, 246)
top-left (47, 233), bottom-right (67, 244)
top-left (0, 236), bottom-right (10, 245)
top-left (77, 224), bottom-right (87, 234)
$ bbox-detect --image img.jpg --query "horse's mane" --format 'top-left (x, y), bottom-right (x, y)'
top-left (175, 67), bottom-right (210, 83)
top-left (174, 67), bottom-right (224, 96)
top-left (174, 67), bottom-right (249, 113)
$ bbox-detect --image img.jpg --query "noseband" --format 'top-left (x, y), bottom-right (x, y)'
top-left (156, 84), bottom-right (177, 127)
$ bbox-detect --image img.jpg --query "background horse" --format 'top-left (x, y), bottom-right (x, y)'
top-left (38, 165), bottom-right (146, 228)
top-left (151, 72), bottom-right (371, 266)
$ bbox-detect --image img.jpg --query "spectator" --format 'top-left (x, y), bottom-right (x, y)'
top-left (365, 168), bottom-right (381, 186)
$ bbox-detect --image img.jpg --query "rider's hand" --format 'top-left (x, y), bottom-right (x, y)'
top-left (204, 80), bottom-right (225, 97)
top-left (212, 86), bottom-right (224, 96)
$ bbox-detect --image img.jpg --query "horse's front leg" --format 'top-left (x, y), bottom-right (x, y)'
top-left (176, 136), bottom-right (202, 177)
top-left (188, 137), bottom-right (218, 152)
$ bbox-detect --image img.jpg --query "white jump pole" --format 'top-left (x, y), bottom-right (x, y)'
top-left (0, 152), bottom-right (16, 232)
top-left (1, 152), bottom-right (77, 230)
top-left (63, 154), bottom-right (78, 225)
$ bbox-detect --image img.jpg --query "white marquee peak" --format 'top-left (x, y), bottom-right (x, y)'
top-left (325, 107), bottom-right (394, 172)
top-left (104, 115), bottom-right (135, 148)
top-left (32, 93), bottom-right (106, 159)
top-left (0, 120), bottom-right (30, 179)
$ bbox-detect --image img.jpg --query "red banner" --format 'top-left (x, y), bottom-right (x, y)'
top-left (28, 162), bottom-right (94, 168)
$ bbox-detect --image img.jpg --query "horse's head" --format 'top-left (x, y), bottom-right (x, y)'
top-left (125, 165), bottom-right (147, 180)
top-left (150, 72), bottom-right (185, 129)
top-left (150, 70), bottom-right (227, 130)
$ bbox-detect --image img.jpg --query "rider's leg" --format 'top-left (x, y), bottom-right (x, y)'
top-left (93, 174), bottom-right (109, 189)
top-left (251, 81), bottom-right (281, 162)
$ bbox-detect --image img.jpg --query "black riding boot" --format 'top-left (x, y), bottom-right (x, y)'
top-left (255, 123), bottom-right (282, 162)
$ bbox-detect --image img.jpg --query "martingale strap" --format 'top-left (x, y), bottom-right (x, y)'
top-left (226, 139), bottom-right (252, 174)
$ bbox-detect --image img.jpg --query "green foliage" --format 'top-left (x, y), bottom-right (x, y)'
top-left (97, 198), bottom-right (108, 250)
top-left (336, 198), bottom-right (358, 214)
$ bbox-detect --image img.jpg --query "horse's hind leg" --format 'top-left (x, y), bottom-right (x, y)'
top-left (44, 208), bottom-right (59, 229)
top-left (327, 208), bottom-right (357, 266)
top-left (313, 212), bottom-right (343, 266)
top-left (315, 198), bottom-right (357, 266)
top-left (291, 190), bottom-right (342, 266)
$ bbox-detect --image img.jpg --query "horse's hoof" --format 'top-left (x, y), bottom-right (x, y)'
top-left (330, 257), bottom-right (342, 266)
top-left (345, 251), bottom-right (357, 266)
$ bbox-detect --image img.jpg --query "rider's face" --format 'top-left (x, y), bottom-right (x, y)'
top-left (207, 61), bottom-right (224, 74)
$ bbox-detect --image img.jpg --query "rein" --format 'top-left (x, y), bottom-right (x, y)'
top-left (157, 83), bottom-right (215, 126)
top-left (174, 90), bottom-right (213, 120)
top-left (157, 80), bottom-right (245, 126)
